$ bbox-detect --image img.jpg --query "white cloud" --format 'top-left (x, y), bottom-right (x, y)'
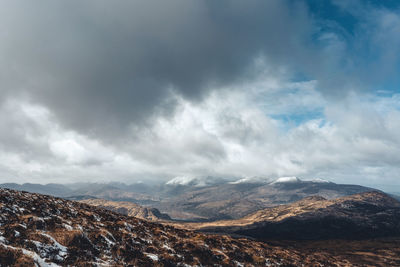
top-left (0, 76), bottom-right (399, 190)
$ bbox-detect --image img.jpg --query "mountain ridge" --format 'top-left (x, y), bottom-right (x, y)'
top-left (178, 191), bottom-right (400, 240)
top-left (0, 179), bottom-right (377, 221)
top-left (79, 198), bottom-right (171, 221)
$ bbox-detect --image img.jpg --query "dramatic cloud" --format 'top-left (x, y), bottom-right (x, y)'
top-left (0, 0), bottom-right (313, 141)
top-left (0, 0), bottom-right (399, 190)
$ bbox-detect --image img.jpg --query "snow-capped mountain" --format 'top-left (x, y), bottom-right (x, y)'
top-left (230, 176), bottom-right (331, 185)
top-left (165, 176), bottom-right (227, 187)
top-left (271, 176), bottom-right (303, 184)
top-left (229, 176), bottom-right (274, 184)
top-left (306, 178), bottom-right (331, 183)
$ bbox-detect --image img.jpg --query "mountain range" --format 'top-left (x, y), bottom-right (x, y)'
top-left (0, 177), bottom-right (376, 222)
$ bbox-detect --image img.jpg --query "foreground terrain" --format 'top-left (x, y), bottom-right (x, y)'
top-left (1, 188), bottom-right (400, 266)
top-left (0, 188), bottom-right (345, 266)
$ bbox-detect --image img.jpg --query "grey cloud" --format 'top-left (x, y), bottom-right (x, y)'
top-left (0, 101), bottom-right (52, 161)
top-left (0, 0), bottom-right (314, 143)
top-left (1, 0), bottom-right (399, 188)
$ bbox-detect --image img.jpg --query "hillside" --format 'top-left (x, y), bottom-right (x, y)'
top-left (80, 198), bottom-right (171, 221)
top-left (156, 178), bottom-right (374, 220)
top-left (1, 188), bottom-right (400, 266)
top-left (0, 188), bottom-right (328, 266)
top-left (177, 191), bottom-right (400, 240)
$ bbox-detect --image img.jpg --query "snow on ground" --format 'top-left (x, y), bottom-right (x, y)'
top-left (39, 232), bottom-right (68, 256)
top-left (102, 234), bottom-right (116, 247)
top-left (62, 223), bottom-right (73, 230)
top-left (144, 253), bottom-right (159, 261)
top-left (230, 176), bottom-right (274, 184)
top-left (309, 178), bottom-right (331, 183)
top-left (1, 242), bottom-right (61, 267)
top-left (166, 176), bottom-right (226, 187)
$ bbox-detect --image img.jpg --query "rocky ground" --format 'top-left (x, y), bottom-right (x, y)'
top-left (1, 188), bottom-right (399, 266)
top-left (0, 188), bottom-right (333, 266)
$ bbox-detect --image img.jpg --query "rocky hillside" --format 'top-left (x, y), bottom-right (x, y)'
top-left (178, 191), bottom-right (400, 240)
top-left (80, 198), bottom-right (171, 221)
top-left (2, 188), bottom-right (400, 266)
top-left (0, 188), bottom-right (335, 266)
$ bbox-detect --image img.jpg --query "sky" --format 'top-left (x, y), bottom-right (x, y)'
top-left (0, 0), bottom-right (399, 191)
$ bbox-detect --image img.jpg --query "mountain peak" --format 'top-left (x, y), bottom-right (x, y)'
top-left (272, 176), bottom-right (302, 184)
top-left (229, 176), bottom-right (274, 184)
top-left (165, 176), bottom-right (226, 187)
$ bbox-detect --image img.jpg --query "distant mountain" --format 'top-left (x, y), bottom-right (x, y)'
top-left (0, 178), bottom-right (378, 221)
top-left (0, 183), bottom-right (72, 197)
top-left (80, 198), bottom-right (171, 221)
top-left (155, 178), bottom-right (375, 220)
top-left (229, 176), bottom-right (274, 184)
top-left (165, 176), bottom-right (228, 187)
top-left (0, 188), bottom-right (360, 266)
top-left (271, 176), bottom-right (303, 184)
top-left (188, 191), bottom-right (400, 240)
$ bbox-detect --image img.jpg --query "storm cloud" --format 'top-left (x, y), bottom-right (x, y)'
top-left (0, 0), bottom-right (314, 141)
top-left (0, 0), bottom-right (399, 190)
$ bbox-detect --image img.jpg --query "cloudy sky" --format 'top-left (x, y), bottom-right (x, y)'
top-left (0, 0), bottom-right (399, 191)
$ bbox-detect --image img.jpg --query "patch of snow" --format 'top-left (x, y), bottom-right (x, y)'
top-left (124, 222), bottom-right (134, 231)
top-left (230, 176), bottom-right (274, 184)
top-left (162, 243), bottom-right (174, 251)
top-left (144, 253), bottom-right (159, 261)
top-left (309, 178), bottom-right (331, 183)
top-left (166, 176), bottom-right (226, 187)
top-left (39, 232), bottom-right (68, 257)
top-left (22, 247), bottom-right (61, 267)
top-left (105, 231), bottom-right (115, 241)
top-left (141, 237), bottom-right (153, 244)
top-left (1, 243), bottom-right (61, 267)
top-left (101, 235), bottom-right (115, 247)
top-left (272, 176), bottom-right (302, 184)
top-left (131, 239), bottom-right (140, 245)
top-left (90, 258), bottom-right (114, 267)
top-left (63, 224), bottom-right (73, 231)
top-left (14, 230), bottom-right (20, 237)
top-left (93, 214), bottom-right (101, 222)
